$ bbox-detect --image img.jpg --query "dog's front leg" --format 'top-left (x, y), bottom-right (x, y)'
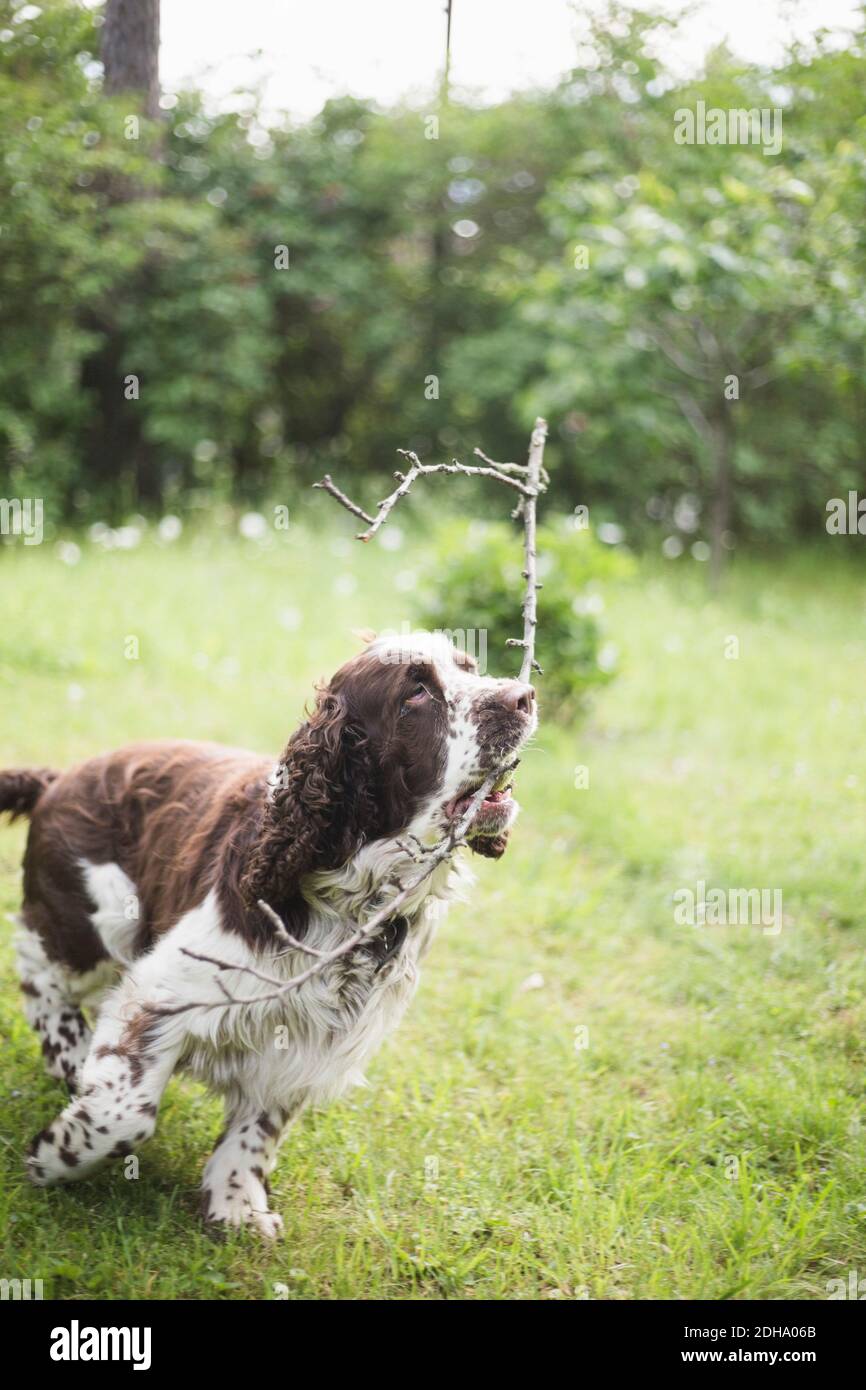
top-left (201, 1093), bottom-right (302, 1240)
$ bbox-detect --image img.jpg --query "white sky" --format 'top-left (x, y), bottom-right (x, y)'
top-left (154, 0), bottom-right (861, 119)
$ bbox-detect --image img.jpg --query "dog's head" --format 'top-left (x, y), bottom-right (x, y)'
top-left (241, 631), bottom-right (537, 906)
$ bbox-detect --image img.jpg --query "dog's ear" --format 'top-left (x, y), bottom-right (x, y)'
top-left (467, 830), bottom-right (510, 860)
top-left (241, 686), bottom-right (378, 908)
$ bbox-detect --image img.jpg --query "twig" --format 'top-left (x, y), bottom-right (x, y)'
top-left (314, 453), bottom-right (536, 544)
top-left (474, 447), bottom-right (550, 490)
top-left (472, 447), bottom-right (527, 473)
top-left (256, 899), bottom-right (333, 959)
top-left (311, 474), bottom-right (375, 526)
top-left (314, 420), bottom-right (548, 674)
top-left (515, 418), bottom-right (547, 681)
top-left (397, 453), bottom-right (535, 497)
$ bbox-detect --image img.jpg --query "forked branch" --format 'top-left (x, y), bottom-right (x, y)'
top-left (314, 417), bottom-right (548, 678)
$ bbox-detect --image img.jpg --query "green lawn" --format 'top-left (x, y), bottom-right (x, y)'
top-left (1, 524), bottom-right (865, 1299)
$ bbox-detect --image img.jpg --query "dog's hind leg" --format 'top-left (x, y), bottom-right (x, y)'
top-left (14, 925), bottom-right (105, 1092)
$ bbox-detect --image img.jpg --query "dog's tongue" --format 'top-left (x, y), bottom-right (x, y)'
top-left (451, 769), bottom-right (514, 820)
top-left (454, 786), bottom-right (509, 818)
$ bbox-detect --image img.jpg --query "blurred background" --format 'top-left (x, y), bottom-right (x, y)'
top-left (1, 0), bottom-right (864, 577)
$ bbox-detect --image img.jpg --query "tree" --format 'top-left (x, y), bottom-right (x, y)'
top-left (101, 0), bottom-right (160, 119)
top-left (2, 0), bottom-right (863, 537)
top-left (521, 35), bottom-right (866, 580)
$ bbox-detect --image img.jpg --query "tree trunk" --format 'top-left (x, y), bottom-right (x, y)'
top-left (708, 403), bottom-right (734, 593)
top-left (101, 0), bottom-right (161, 119)
top-left (84, 1), bottom-right (161, 512)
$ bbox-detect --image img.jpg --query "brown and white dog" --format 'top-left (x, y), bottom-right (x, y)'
top-left (1, 632), bottom-right (536, 1237)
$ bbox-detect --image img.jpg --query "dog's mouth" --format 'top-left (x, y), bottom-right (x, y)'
top-left (445, 762), bottom-right (519, 836)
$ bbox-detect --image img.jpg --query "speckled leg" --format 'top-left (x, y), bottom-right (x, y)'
top-left (201, 1096), bottom-right (300, 1240)
top-left (26, 991), bottom-right (180, 1186)
top-left (15, 928), bottom-right (96, 1090)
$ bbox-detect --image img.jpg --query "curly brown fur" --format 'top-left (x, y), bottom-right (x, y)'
top-left (239, 688), bottom-right (381, 909)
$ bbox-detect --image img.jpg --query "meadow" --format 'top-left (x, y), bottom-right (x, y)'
top-left (1, 522), bottom-right (865, 1300)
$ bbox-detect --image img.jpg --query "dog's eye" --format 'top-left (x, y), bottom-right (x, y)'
top-left (401, 683), bottom-right (429, 714)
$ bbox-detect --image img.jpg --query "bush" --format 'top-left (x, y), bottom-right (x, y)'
top-left (413, 514), bottom-right (634, 718)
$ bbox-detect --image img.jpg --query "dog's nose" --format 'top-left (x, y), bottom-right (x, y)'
top-left (499, 681), bottom-right (535, 715)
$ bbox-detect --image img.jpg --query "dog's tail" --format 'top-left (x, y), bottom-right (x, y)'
top-left (0, 768), bottom-right (60, 823)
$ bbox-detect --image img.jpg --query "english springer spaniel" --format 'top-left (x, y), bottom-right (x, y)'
top-left (2, 631), bottom-right (536, 1237)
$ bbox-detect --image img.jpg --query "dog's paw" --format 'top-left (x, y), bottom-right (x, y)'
top-left (205, 1204), bottom-right (285, 1241)
top-left (25, 1138), bottom-right (52, 1187)
top-left (26, 1104), bottom-right (112, 1186)
top-left (26, 1124), bottom-right (74, 1186)
top-left (250, 1209), bottom-right (284, 1241)
top-left (202, 1183), bottom-right (285, 1240)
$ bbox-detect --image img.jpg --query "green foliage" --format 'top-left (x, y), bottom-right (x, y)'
top-left (414, 515), bottom-right (634, 714)
top-left (1, 0), bottom-right (864, 554)
top-left (523, 63), bottom-right (866, 550)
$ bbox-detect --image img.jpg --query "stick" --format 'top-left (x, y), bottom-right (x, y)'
top-left (311, 420), bottom-right (549, 682)
top-left (516, 417), bottom-right (547, 680)
top-left (314, 455), bottom-right (536, 544)
top-left (311, 474), bottom-right (375, 526)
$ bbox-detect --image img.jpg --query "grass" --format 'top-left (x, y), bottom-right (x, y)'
top-left (1, 521), bottom-right (865, 1300)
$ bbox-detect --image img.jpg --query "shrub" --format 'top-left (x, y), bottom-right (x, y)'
top-left (413, 514), bottom-right (634, 718)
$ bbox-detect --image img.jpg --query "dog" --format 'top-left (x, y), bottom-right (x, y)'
top-left (1, 631), bottom-right (536, 1237)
